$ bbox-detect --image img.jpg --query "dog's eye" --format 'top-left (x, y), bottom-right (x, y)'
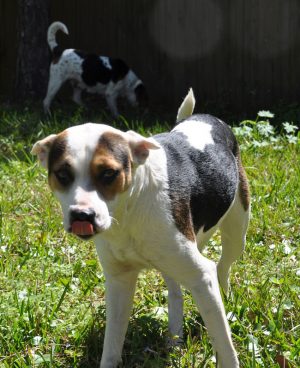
top-left (54, 168), bottom-right (73, 186)
top-left (99, 169), bottom-right (120, 185)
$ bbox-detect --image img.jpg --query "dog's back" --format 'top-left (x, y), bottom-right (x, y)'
top-left (154, 114), bottom-right (244, 240)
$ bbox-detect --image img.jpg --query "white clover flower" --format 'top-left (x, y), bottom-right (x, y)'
top-left (32, 336), bottom-right (42, 346)
top-left (282, 122), bottom-right (298, 134)
top-left (18, 289), bottom-right (28, 300)
top-left (258, 110), bottom-right (274, 118)
top-left (257, 122), bottom-right (274, 137)
top-left (287, 135), bottom-right (298, 144)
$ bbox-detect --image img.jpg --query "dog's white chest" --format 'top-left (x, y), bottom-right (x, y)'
top-left (82, 82), bottom-right (107, 94)
top-left (96, 233), bottom-right (155, 269)
top-left (114, 238), bottom-right (149, 265)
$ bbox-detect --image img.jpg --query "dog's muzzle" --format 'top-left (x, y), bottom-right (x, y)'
top-left (69, 207), bottom-right (96, 240)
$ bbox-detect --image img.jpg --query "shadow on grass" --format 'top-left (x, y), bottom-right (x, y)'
top-left (77, 314), bottom-right (169, 368)
top-left (0, 100), bottom-right (172, 165)
top-left (75, 302), bottom-right (207, 368)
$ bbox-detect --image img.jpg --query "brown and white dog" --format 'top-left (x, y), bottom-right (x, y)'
top-left (43, 21), bottom-right (147, 117)
top-left (32, 89), bottom-right (250, 368)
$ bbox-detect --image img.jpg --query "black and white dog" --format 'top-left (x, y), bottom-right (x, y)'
top-left (43, 21), bottom-right (147, 117)
top-left (33, 89), bottom-right (250, 368)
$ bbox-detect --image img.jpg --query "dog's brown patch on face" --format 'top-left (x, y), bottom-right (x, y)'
top-left (171, 196), bottom-right (196, 242)
top-left (47, 131), bottom-right (74, 192)
top-left (237, 151), bottom-right (250, 211)
top-left (90, 132), bottom-right (132, 200)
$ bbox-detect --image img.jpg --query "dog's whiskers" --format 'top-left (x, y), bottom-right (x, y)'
top-left (110, 216), bottom-right (119, 226)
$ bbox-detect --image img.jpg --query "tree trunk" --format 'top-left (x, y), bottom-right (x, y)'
top-left (15, 0), bottom-right (50, 100)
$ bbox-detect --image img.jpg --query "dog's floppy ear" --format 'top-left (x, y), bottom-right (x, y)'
top-left (176, 88), bottom-right (195, 122)
top-left (125, 130), bottom-right (160, 165)
top-left (31, 134), bottom-right (57, 168)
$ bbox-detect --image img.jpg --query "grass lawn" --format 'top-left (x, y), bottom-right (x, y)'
top-left (0, 105), bottom-right (299, 367)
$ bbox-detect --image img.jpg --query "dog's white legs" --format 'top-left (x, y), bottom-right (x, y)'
top-left (218, 196), bottom-right (250, 293)
top-left (105, 89), bottom-right (119, 118)
top-left (197, 225), bottom-right (218, 252)
top-left (72, 86), bottom-right (83, 106)
top-left (156, 245), bottom-right (239, 368)
top-left (43, 68), bottom-right (66, 113)
top-left (125, 90), bottom-right (138, 107)
top-left (100, 269), bottom-right (139, 368)
top-left (187, 262), bottom-right (239, 368)
top-left (162, 273), bottom-right (183, 343)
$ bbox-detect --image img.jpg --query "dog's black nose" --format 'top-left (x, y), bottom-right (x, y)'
top-left (70, 208), bottom-right (96, 223)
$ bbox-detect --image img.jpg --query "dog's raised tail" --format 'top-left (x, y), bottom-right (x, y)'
top-left (176, 88), bottom-right (195, 122)
top-left (47, 21), bottom-right (69, 52)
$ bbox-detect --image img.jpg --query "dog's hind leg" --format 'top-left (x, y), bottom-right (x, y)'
top-left (162, 273), bottom-right (183, 344)
top-left (218, 191), bottom-right (250, 294)
top-left (156, 246), bottom-right (239, 367)
top-left (196, 225), bottom-right (218, 252)
top-left (72, 86), bottom-right (83, 106)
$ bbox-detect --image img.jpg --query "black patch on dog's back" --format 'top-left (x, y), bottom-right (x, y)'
top-left (74, 51), bottom-right (129, 86)
top-left (74, 50), bottom-right (87, 59)
top-left (80, 54), bottom-right (111, 86)
top-left (155, 115), bottom-right (238, 239)
top-left (110, 59), bottom-right (130, 83)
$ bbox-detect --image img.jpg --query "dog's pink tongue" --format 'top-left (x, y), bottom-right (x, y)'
top-left (71, 221), bottom-right (94, 236)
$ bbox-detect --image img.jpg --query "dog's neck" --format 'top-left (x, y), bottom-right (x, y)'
top-left (100, 145), bottom-right (169, 241)
top-left (131, 145), bottom-right (167, 196)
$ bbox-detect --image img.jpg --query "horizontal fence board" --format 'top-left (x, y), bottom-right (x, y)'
top-left (1, 0), bottom-right (300, 115)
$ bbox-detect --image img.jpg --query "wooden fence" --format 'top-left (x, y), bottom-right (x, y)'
top-left (1, 0), bottom-right (300, 115)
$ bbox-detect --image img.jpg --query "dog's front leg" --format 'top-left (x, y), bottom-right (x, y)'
top-left (100, 269), bottom-right (139, 368)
